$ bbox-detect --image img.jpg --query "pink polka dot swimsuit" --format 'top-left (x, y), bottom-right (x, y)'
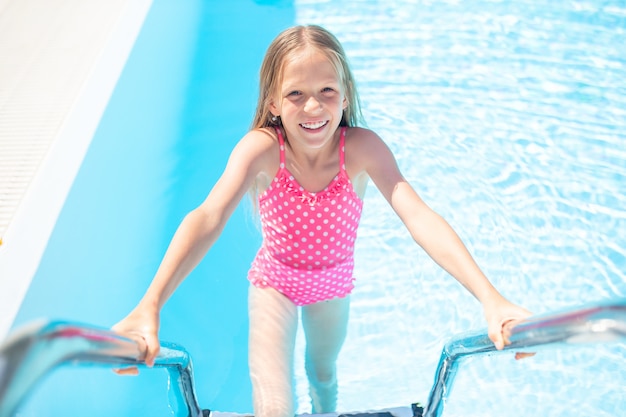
top-left (248, 127), bottom-right (363, 305)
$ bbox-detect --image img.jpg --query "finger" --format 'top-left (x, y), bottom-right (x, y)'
top-left (501, 319), bottom-right (516, 346)
top-left (113, 366), bottom-right (139, 376)
top-left (143, 335), bottom-right (161, 367)
top-left (515, 352), bottom-right (536, 360)
top-left (124, 331), bottom-right (157, 364)
top-left (501, 317), bottom-right (526, 346)
top-left (488, 326), bottom-right (504, 350)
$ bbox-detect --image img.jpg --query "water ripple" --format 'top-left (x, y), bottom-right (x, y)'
top-left (295, 0), bottom-right (626, 415)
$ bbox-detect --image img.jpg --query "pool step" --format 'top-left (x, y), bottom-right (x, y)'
top-left (206, 404), bottom-right (424, 417)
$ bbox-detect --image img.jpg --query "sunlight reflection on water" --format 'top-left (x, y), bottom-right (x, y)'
top-left (294, 1), bottom-right (626, 415)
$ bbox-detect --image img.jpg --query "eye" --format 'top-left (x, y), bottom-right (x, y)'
top-left (322, 87), bottom-right (335, 93)
top-left (287, 90), bottom-right (302, 97)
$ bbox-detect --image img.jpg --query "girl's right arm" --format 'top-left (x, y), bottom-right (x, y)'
top-left (113, 129), bottom-right (276, 368)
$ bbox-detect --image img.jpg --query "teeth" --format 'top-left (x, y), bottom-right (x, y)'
top-left (300, 121), bottom-right (327, 130)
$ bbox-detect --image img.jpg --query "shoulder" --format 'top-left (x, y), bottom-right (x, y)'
top-left (344, 126), bottom-right (379, 142)
top-left (235, 128), bottom-right (277, 154)
top-left (344, 127), bottom-right (396, 169)
top-left (220, 128), bottom-right (281, 193)
top-left (342, 127), bottom-right (398, 197)
top-left (228, 128), bottom-right (278, 170)
top-left (344, 126), bottom-right (390, 154)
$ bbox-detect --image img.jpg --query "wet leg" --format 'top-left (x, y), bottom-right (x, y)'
top-left (248, 285), bottom-right (298, 417)
top-left (301, 296), bottom-right (350, 414)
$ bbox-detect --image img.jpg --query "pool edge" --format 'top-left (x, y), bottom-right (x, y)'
top-left (0, 0), bottom-right (153, 340)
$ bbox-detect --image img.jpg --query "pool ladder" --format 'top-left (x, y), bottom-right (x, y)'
top-left (1, 299), bottom-right (625, 417)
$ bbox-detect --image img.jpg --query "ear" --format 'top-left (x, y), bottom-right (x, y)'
top-left (342, 82), bottom-right (351, 110)
top-left (268, 97), bottom-right (280, 116)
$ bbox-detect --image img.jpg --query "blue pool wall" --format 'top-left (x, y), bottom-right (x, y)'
top-left (12, 1), bottom-right (294, 415)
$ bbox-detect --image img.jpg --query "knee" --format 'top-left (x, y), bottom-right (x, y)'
top-left (305, 360), bottom-right (336, 385)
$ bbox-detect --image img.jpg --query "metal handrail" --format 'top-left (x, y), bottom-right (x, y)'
top-left (423, 299), bottom-right (626, 417)
top-left (0, 320), bottom-right (204, 417)
top-left (3, 301), bottom-right (625, 417)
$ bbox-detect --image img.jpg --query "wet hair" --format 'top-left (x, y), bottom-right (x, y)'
top-left (250, 25), bottom-right (364, 129)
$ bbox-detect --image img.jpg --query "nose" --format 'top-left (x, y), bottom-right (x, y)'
top-left (303, 95), bottom-right (322, 114)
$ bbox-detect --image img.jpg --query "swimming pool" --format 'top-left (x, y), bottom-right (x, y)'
top-left (304, 1), bottom-right (626, 415)
top-left (9, 0), bottom-right (626, 416)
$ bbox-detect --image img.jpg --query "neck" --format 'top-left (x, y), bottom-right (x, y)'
top-left (283, 127), bottom-right (341, 169)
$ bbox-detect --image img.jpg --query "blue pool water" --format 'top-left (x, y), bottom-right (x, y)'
top-left (11, 0), bottom-right (626, 416)
top-left (304, 1), bottom-right (626, 415)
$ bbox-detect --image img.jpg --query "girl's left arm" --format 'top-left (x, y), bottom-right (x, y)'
top-left (354, 129), bottom-right (531, 349)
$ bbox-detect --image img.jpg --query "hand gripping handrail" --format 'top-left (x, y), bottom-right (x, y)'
top-left (3, 302), bottom-right (625, 417)
top-left (423, 299), bottom-right (626, 417)
top-left (0, 320), bottom-right (205, 417)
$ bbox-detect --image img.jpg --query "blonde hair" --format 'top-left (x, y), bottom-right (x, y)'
top-left (250, 25), bottom-right (364, 130)
top-left (247, 26), bottom-right (365, 212)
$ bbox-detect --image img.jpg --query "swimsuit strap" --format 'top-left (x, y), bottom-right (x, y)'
top-left (339, 126), bottom-right (347, 174)
top-left (275, 127), bottom-right (286, 168)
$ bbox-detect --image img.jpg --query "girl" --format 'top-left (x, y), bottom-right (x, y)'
top-left (113, 25), bottom-right (530, 417)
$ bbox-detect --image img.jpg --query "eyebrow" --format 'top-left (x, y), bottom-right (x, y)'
top-left (281, 78), bottom-right (341, 92)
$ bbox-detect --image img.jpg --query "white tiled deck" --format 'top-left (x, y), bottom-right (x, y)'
top-left (0, 0), bottom-right (152, 339)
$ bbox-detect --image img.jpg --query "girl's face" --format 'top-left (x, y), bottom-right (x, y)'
top-left (269, 49), bottom-right (347, 150)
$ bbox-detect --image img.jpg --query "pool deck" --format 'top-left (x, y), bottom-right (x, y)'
top-left (0, 0), bottom-right (152, 339)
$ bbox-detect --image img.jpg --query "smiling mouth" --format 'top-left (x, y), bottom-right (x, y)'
top-left (300, 120), bottom-right (328, 130)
